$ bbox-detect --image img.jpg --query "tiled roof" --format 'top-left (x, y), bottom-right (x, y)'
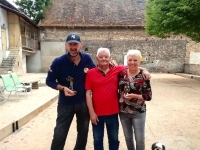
top-left (39, 0), bottom-right (147, 27)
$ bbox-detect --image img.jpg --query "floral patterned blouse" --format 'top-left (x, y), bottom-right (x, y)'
top-left (118, 69), bottom-right (152, 114)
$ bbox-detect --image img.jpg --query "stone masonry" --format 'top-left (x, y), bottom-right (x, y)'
top-left (41, 28), bottom-right (187, 73)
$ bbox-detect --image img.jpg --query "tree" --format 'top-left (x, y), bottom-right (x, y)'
top-left (15, 0), bottom-right (51, 24)
top-left (145, 0), bottom-right (200, 42)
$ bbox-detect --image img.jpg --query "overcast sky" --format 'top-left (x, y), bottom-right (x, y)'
top-left (7, 0), bottom-right (18, 8)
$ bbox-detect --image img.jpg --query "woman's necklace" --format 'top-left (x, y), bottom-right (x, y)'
top-left (128, 69), bottom-right (139, 90)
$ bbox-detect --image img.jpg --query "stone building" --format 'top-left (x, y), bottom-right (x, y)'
top-left (39, 0), bottom-right (199, 75)
top-left (0, 0), bottom-right (42, 74)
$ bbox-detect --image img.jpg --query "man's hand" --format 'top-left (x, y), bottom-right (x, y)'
top-left (90, 111), bottom-right (99, 125)
top-left (63, 87), bottom-right (77, 96)
top-left (142, 70), bottom-right (151, 80)
top-left (109, 58), bottom-right (118, 67)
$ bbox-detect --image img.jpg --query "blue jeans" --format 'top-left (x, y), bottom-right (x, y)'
top-left (50, 103), bottom-right (89, 150)
top-left (92, 113), bottom-right (119, 150)
top-left (119, 112), bottom-right (146, 150)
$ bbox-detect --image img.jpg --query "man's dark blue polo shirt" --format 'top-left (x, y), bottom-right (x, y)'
top-left (46, 52), bottom-right (95, 105)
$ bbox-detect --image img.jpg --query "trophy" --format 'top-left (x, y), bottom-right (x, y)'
top-left (67, 76), bottom-right (77, 94)
top-left (124, 85), bottom-right (130, 95)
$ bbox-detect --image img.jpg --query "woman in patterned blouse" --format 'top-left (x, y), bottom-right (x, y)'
top-left (118, 50), bottom-right (152, 150)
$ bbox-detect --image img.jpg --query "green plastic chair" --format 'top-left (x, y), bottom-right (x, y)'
top-left (0, 74), bottom-right (27, 100)
top-left (10, 73), bottom-right (32, 94)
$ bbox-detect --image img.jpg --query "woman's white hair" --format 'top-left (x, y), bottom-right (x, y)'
top-left (126, 49), bottom-right (142, 60)
top-left (96, 48), bottom-right (110, 57)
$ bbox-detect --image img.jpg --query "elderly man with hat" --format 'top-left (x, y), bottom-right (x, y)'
top-left (46, 33), bottom-right (96, 150)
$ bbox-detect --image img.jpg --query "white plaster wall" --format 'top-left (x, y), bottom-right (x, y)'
top-left (41, 42), bottom-right (65, 72)
top-left (27, 51), bottom-right (42, 73)
top-left (0, 8), bottom-right (9, 64)
top-left (124, 54), bottom-right (127, 66)
top-left (0, 8), bottom-right (9, 50)
top-left (1, 50), bottom-right (10, 58)
top-left (0, 9), bottom-right (2, 51)
top-left (22, 52), bottom-right (27, 73)
top-left (190, 51), bottom-right (200, 64)
top-left (0, 51), bottom-right (2, 65)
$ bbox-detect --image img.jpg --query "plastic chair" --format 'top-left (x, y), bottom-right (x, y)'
top-left (0, 74), bottom-right (27, 100)
top-left (10, 73), bottom-right (32, 94)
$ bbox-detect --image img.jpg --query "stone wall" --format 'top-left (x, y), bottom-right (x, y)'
top-left (40, 28), bottom-right (187, 73)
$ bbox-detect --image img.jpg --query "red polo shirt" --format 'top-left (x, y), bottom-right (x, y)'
top-left (85, 65), bottom-right (125, 116)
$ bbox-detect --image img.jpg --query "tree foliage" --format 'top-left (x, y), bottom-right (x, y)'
top-left (145, 0), bottom-right (200, 42)
top-left (15, 0), bottom-right (51, 24)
